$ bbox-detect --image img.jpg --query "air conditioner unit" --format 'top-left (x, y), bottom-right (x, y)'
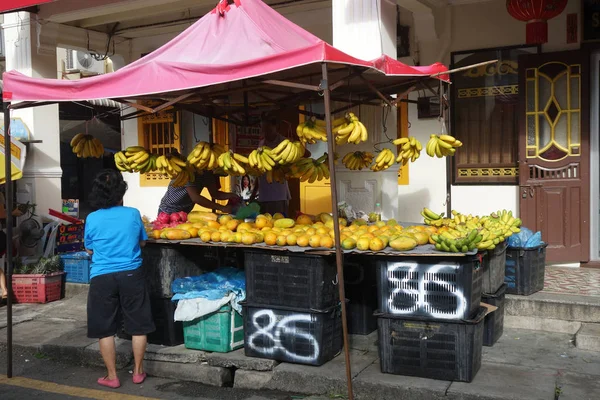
top-left (65, 50), bottom-right (105, 75)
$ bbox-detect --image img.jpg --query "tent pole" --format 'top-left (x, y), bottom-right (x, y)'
top-left (3, 101), bottom-right (13, 378)
top-left (321, 63), bottom-right (354, 400)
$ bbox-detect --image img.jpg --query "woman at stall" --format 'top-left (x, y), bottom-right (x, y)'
top-left (85, 169), bottom-right (154, 389)
top-left (158, 169), bottom-right (239, 216)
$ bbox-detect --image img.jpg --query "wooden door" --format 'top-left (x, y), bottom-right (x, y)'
top-left (519, 51), bottom-right (590, 263)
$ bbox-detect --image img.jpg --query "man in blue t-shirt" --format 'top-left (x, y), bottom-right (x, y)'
top-left (84, 170), bottom-right (154, 389)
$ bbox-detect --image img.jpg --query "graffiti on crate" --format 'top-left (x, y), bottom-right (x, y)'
top-left (387, 262), bottom-right (466, 319)
top-left (247, 309), bottom-right (320, 363)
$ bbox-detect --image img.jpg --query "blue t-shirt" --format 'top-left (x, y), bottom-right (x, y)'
top-left (84, 206), bottom-right (148, 279)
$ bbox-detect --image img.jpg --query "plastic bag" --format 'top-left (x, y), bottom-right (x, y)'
top-left (338, 201), bottom-right (356, 221)
top-left (524, 231), bottom-right (543, 248)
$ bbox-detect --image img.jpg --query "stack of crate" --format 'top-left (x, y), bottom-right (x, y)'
top-left (480, 241), bottom-right (508, 347)
top-left (243, 250), bottom-right (342, 366)
top-left (375, 255), bottom-right (486, 382)
top-left (505, 243), bottom-right (548, 296)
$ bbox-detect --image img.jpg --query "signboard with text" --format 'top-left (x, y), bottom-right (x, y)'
top-left (583, 0), bottom-right (600, 42)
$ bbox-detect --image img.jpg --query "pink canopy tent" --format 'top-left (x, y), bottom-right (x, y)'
top-left (2, 1), bottom-right (451, 396)
top-left (2, 0), bottom-right (447, 103)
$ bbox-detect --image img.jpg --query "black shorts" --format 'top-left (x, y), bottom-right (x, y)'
top-left (87, 267), bottom-right (155, 339)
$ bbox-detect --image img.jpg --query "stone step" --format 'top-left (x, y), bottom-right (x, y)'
top-left (504, 292), bottom-right (600, 334)
top-left (576, 323), bottom-right (600, 352)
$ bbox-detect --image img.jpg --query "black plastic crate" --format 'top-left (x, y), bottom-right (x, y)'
top-left (480, 241), bottom-right (508, 295)
top-left (481, 284), bottom-right (506, 347)
top-left (244, 250), bottom-right (339, 310)
top-left (376, 255), bottom-right (482, 320)
top-left (242, 303), bottom-right (343, 366)
top-left (117, 297), bottom-right (183, 347)
top-left (376, 307), bottom-right (486, 382)
top-left (143, 244), bottom-right (211, 298)
top-left (505, 244), bottom-right (547, 295)
top-left (344, 256), bottom-right (377, 335)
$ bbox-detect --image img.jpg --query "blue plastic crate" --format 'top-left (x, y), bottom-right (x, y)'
top-left (60, 251), bottom-right (91, 283)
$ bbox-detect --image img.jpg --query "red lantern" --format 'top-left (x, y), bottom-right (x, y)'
top-left (506, 0), bottom-right (567, 44)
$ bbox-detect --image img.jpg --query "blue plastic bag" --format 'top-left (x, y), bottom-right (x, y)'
top-left (524, 231), bottom-right (543, 248)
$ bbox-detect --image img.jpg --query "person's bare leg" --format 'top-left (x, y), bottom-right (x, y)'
top-left (98, 336), bottom-right (118, 380)
top-left (132, 335), bottom-right (147, 375)
top-left (0, 269), bottom-right (8, 298)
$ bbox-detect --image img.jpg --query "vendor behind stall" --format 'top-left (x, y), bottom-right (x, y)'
top-left (251, 113), bottom-right (310, 216)
top-left (158, 170), bottom-right (239, 216)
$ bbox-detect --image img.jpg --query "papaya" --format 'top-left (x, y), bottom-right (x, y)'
top-left (163, 229), bottom-right (192, 241)
top-left (187, 211), bottom-right (218, 223)
top-left (274, 218), bottom-right (295, 229)
top-left (390, 237), bottom-right (417, 251)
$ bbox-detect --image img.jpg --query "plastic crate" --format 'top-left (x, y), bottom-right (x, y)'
top-left (505, 244), bottom-right (547, 295)
top-left (12, 272), bottom-right (65, 304)
top-left (376, 307), bottom-right (486, 382)
top-left (344, 256), bottom-right (377, 335)
top-left (183, 305), bottom-right (244, 353)
top-left (244, 250), bottom-right (339, 310)
top-left (479, 241), bottom-right (507, 295)
top-left (60, 252), bottom-right (91, 284)
top-left (481, 284), bottom-right (506, 347)
top-left (243, 303), bottom-right (343, 366)
top-left (376, 255), bottom-right (482, 320)
top-left (118, 297), bottom-right (183, 346)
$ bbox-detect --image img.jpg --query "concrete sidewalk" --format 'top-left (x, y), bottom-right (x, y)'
top-left (1, 288), bottom-right (600, 400)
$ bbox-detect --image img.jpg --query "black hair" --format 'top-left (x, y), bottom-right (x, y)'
top-left (89, 169), bottom-right (128, 210)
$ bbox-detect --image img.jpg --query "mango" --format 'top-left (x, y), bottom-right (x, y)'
top-left (274, 218), bottom-right (295, 229)
top-left (188, 211), bottom-right (218, 222)
top-left (390, 237), bottom-right (417, 251)
top-left (296, 215), bottom-right (313, 225)
top-left (369, 237), bottom-right (385, 251)
top-left (341, 238), bottom-right (357, 250)
top-left (412, 232), bottom-right (430, 246)
top-left (356, 237), bottom-right (370, 251)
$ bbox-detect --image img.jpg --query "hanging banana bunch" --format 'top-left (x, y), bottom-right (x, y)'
top-left (270, 139), bottom-right (305, 165)
top-left (217, 150), bottom-right (248, 176)
top-left (187, 141), bottom-right (226, 170)
top-left (393, 136), bottom-right (422, 166)
top-left (333, 112), bottom-right (368, 145)
top-left (342, 151), bottom-right (374, 170)
top-left (248, 146), bottom-right (278, 174)
top-left (371, 149), bottom-right (395, 172)
top-left (155, 153), bottom-right (188, 178)
top-left (289, 153), bottom-right (330, 183)
top-left (296, 116), bottom-right (327, 144)
top-left (172, 165), bottom-right (196, 187)
top-left (425, 134), bottom-right (463, 158)
top-left (71, 133), bottom-right (104, 158)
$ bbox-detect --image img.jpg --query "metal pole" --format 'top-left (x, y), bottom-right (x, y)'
top-left (321, 63), bottom-right (354, 400)
top-left (3, 101), bottom-right (13, 378)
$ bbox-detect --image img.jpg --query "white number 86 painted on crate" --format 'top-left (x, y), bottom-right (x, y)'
top-left (246, 309), bottom-right (320, 364)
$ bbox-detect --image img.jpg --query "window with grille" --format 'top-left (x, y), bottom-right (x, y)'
top-left (450, 45), bottom-right (538, 184)
top-left (138, 107), bottom-right (181, 187)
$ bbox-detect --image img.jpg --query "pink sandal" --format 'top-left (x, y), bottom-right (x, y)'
top-left (133, 372), bottom-right (147, 384)
top-left (97, 376), bottom-right (121, 389)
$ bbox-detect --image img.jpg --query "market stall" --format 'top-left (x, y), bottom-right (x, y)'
top-left (1, 0), bottom-right (535, 397)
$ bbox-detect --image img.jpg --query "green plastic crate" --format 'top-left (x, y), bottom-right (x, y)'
top-left (183, 305), bottom-right (244, 353)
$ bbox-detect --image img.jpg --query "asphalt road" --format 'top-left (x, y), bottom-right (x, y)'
top-left (0, 346), bottom-right (299, 400)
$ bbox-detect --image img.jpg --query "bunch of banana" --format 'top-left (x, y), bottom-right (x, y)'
top-left (71, 133), bottom-right (104, 158)
top-left (217, 151), bottom-right (248, 176)
top-left (289, 154), bottom-right (330, 183)
top-left (394, 136), bottom-right (422, 165)
top-left (156, 153), bottom-right (187, 178)
top-left (371, 149), bottom-right (395, 172)
top-left (187, 142), bottom-right (226, 170)
top-left (296, 117), bottom-right (327, 144)
top-left (248, 146), bottom-right (277, 173)
top-left (114, 151), bottom-right (132, 172)
top-left (342, 151), bottom-right (374, 170)
top-left (430, 228), bottom-right (483, 253)
top-left (265, 166), bottom-right (287, 184)
top-left (172, 165), bottom-right (196, 188)
top-left (426, 134), bottom-right (463, 158)
top-left (334, 112), bottom-right (368, 145)
top-left (270, 139), bottom-right (305, 165)
top-left (420, 207), bottom-right (445, 225)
